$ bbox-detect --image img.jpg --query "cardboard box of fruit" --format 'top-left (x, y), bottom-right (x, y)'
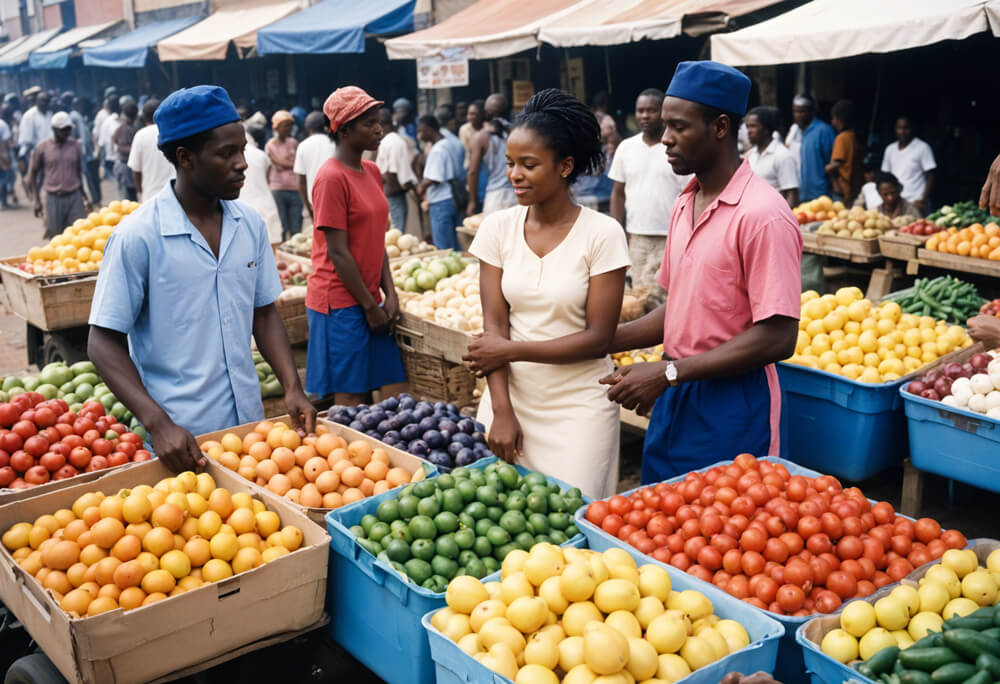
top-left (0, 459), bottom-right (329, 684)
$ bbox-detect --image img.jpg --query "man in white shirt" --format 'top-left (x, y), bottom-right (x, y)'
top-left (744, 106), bottom-right (799, 208)
top-left (127, 98), bottom-right (175, 200)
top-left (292, 110), bottom-right (335, 217)
top-left (17, 90), bottom-right (52, 167)
top-left (881, 116), bottom-right (936, 214)
top-left (608, 88), bottom-right (690, 291)
top-left (375, 107), bottom-right (417, 231)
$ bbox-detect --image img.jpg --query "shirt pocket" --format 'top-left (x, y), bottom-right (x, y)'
top-left (699, 263), bottom-right (738, 313)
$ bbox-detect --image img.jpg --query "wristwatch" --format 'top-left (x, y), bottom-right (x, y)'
top-left (664, 361), bottom-right (679, 387)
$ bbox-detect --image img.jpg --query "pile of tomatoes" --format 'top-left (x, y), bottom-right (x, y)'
top-left (0, 392), bottom-right (151, 490)
top-left (583, 454), bottom-right (967, 616)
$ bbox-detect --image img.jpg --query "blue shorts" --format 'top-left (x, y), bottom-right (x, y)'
top-left (305, 306), bottom-right (407, 396)
top-left (641, 369), bottom-right (771, 484)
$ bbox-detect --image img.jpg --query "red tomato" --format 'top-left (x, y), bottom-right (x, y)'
top-left (798, 500), bottom-right (822, 518)
top-left (33, 407), bottom-right (56, 428)
top-left (872, 571), bottom-right (892, 589)
top-left (697, 546), bottom-right (722, 571)
top-left (868, 525), bottom-right (893, 549)
top-left (840, 559), bottom-right (865, 582)
top-left (628, 530), bottom-right (649, 549)
top-left (39, 451), bottom-right (65, 471)
top-left (660, 492), bottom-right (683, 515)
top-left (893, 518), bottom-right (915, 539)
top-left (85, 455), bottom-right (108, 472)
top-left (0, 403), bottom-right (20, 428)
top-left (9, 450), bottom-right (33, 472)
top-left (941, 529), bottom-right (967, 550)
top-left (842, 516), bottom-right (864, 537)
top-left (24, 464), bottom-right (49, 485)
top-left (72, 417), bottom-right (96, 436)
top-left (890, 534), bottom-right (912, 556)
top-left (741, 551), bottom-right (766, 576)
top-left (820, 512), bottom-right (843, 540)
top-left (779, 532), bottom-right (804, 556)
top-left (926, 539), bottom-right (947, 559)
top-left (764, 538), bottom-right (789, 564)
top-left (61, 434), bottom-right (84, 449)
top-left (914, 518), bottom-right (942, 543)
top-left (699, 513), bottom-right (723, 538)
top-left (727, 575), bottom-right (751, 599)
top-left (815, 590), bottom-right (842, 614)
top-left (116, 442), bottom-right (137, 458)
top-left (646, 514), bottom-right (673, 538)
top-left (53, 423), bottom-right (73, 439)
top-left (625, 509), bottom-right (651, 529)
top-left (108, 423), bottom-right (128, 435)
top-left (679, 518), bottom-right (701, 540)
top-left (810, 556), bottom-right (832, 586)
top-left (776, 584), bottom-right (805, 613)
top-left (618, 524), bottom-right (638, 542)
top-left (907, 547), bottom-right (932, 567)
top-left (669, 553), bottom-right (691, 571)
top-left (764, 516), bottom-right (786, 537)
top-left (665, 533), bottom-right (685, 554)
top-left (652, 547), bottom-right (672, 564)
top-left (684, 536), bottom-right (708, 561)
top-left (52, 464), bottom-right (78, 480)
top-left (861, 538), bottom-right (884, 564)
top-left (712, 570), bottom-right (732, 589)
top-left (68, 446), bottom-right (92, 469)
top-left (0, 432), bottom-right (22, 454)
top-left (857, 557), bottom-right (876, 580)
top-left (723, 549), bottom-right (743, 574)
top-left (80, 400), bottom-right (105, 416)
top-left (826, 570), bottom-right (857, 599)
top-left (856, 580), bottom-right (877, 598)
top-left (734, 453), bottom-right (758, 471)
top-left (0, 466), bottom-right (14, 486)
top-left (22, 435), bottom-right (48, 458)
top-left (795, 515), bottom-right (820, 539)
top-left (871, 501), bottom-right (894, 525)
top-left (814, 475), bottom-right (842, 493)
top-left (738, 528), bottom-right (765, 553)
top-left (710, 533), bottom-right (738, 555)
top-left (81, 429), bottom-right (101, 446)
top-left (107, 452), bottom-right (129, 467)
top-left (0, 450), bottom-right (7, 468)
top-left (586, 501), bottom-right (610, 526)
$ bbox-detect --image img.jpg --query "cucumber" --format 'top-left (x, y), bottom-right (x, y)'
top-left (914, 634), bottom-right (947, 649)
top-left (982, 628), bottom-right (1000, 642)
top-left (857, 663), bottom-right (876, 679)
top-left (944, 616), bottom-right (996, 632)
top-left (869, 647), bottom-right (903, 675)
top-left (943, 629), bottom-right (1000, 660)
top-left (960, 671), bottom-right (992, 684)
top-left (901, 672), bottom-right (934, 684)
top-left (900, 648), bottom-right (964, 672)
top-left (931, 663), bottom-right (977, 684)
top-left (976, 653), bottom-right (1000, 679)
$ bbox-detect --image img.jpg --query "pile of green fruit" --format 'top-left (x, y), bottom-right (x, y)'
top-left (392, 251), bottom-right (468, 293)
top-left (0, 361), bottom-right (147, 441)
top-left (928, 201), bottom-right (994, 229)
top-left (854, 606), bottom-right (1000, 684)
top-left (350, 461), bottom-right (585, 593)
top-left (253, 351), bottom-right (283, 399)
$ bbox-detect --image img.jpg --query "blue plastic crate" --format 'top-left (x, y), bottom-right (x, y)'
top-left (324, 457), bottom-right (590, 684)
top-left (796, 618), bottom-right (877, 684)
top-left (901, 388), bottom-right (1000, 493)
top-left (422, 543), bottom-right (784, 684)
top-left (574, 455), bottom-right (916, 684)
top-left (778, 362), bottom-right (908, 481)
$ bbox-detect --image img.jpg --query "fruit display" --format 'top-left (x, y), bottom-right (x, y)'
top-left (0, 392), bottom-right (150, 491)
top-left (897, 218), bottom-right (945, 237)
top-left (385, 228), bottom-right (435, 259)
top-left (814, 207), bottom-right (906, 240)
top-left (787, 288), bottom-right (973, 382)
top-left (398, 257), bottom-right (482, 333)
top-left (252, 351), bottom-right (283, 399)
top-left (431, 544), bottom-right (752, 682)
top-left (21, 200), bottom-right (140, 275)
top-left (350, 461), bottom-right (584, 591)
top-left (0, 470), bottom-right (306, 616)
top-left (821, 547), bottom-right (1000, 668)
top-left (612, 345), bottom-right (664, 367)
top-left (925, 223), bottom-right (1000, 261)
top-left (794, 196), bottom-right (844, 224)
top-left (905, 350), bottom-right (1000, 418)
top-left (928, 201), bottom-right (994, 229)
top-left (201, 418), bottom-right (425, 510)
top-left (275, 254), bottom-right (311, 288)
top-left (980, 299), bottom-right (1000, 318)
top-left (887, 276), bottom-right (985, 325)
top-left (582, 453), bottom-right (969, 616)
top-left (393, 250), bottom-right (472, 294)
top-left (278, 232), bottom-right (312, 257)
top-left (327, 394), bottom-right (494, 471)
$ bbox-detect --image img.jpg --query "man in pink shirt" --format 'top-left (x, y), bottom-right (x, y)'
top-left (603, 61), bottom-right (802, 482)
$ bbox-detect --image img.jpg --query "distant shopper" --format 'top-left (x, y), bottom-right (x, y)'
top-left (609, 88), bottom-right (690, 291)
top-left (467, 93), bottom-right (516, 215)
top-left (27, 111), bottom-right (90, 238)
top-left (392, 97), bottom-right (416, 142)
top-left (97, 96), bottom-right (121, 179)
top-left (459, 99), bottom-right (484, 167)
top-left (881, 115), bottom-right (936, 214)
top-left (416, 115), bottom-right (460, 250)
top-left (112, 100), bottom-right (139, 201)
top-left (128, 98), bottom-right (175, 200)
top-left (375, 107), bottom-right (417, 231)
top-left (242, 125), bottom-right (283, 244)
top-left (435, 104), bottom-right (467, 179)
top-left (794, 94), bottom-right (836, 201)
top-left (0, 108), bottom-right (11, 209)
top-left (306, 87), bottom-right (407, 406)
top-left (293, 111), bottom-right (336, 218)
top-left (266, 110), bottom-right (302, 240)
top-left (826, 99), bottom-right (863, 202)
top-left (745, 106), bottom-right (798, 208)
top-left (17, 90), bottom-right (52, 175)
top-left (872, 171), bottom-right (919, 219)
top-left (853, 161), bottom-right (883, 210)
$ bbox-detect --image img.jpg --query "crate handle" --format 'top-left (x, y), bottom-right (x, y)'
top-left (394, 325), bottom-right (424, 353)
top-left (349, 540), bottom-right (384, 585)
top-left (943, 410), bottom-right (983, 434)
top-left (216, 575), bottom-right (241, 599)
top-left (372, 559), bottom-right (409, 603)
top-left (19, 575), bottom-right (52, 623)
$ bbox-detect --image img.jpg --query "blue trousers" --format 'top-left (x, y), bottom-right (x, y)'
top-left (387, 193), bottom-right (407, 232)
top-left (428, 199), bottom-right (459, 250)
top-left (641, 369), bottom-right (772, 484)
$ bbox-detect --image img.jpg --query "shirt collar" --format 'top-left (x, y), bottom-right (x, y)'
top-left (679, 158), bottom-right (754, 208)
top-left (158, 181), bottom-right (241, 238)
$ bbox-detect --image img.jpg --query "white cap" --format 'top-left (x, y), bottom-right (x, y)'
top-left (50, 111), bottom-right (73, 129)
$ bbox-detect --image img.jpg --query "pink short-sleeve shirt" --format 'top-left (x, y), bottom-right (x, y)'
top-left (658, 159), bottom-right (802, 453)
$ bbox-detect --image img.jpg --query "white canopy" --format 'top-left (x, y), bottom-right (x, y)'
top-left (712, 0), bottom-right (1000, 66)
top-left (31, 21), bottom-right (118, 54)
top-left (157, 1), bottom-right (300, 62)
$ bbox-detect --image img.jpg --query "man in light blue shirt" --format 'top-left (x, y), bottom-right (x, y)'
top-left (435, 104), bottom-right (467, 181)
top-left (793, 94), bottom-right (836, 201)
top-left (417, 115), bottom-right (459, 250)
top-left (88, 85), bottom-right (314, 471)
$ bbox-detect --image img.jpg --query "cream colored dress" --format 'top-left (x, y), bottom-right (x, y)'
top-left (471, 205), bottom-right (631, 498)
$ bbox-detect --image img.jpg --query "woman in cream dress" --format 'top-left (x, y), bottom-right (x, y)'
top-left (463, 90), bottom-right (630, 498)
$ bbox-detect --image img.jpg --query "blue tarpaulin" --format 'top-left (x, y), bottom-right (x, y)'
top-left (82, 15), bottom-right (203, 68)
top-left (257, 0), bottom-right (414, 55)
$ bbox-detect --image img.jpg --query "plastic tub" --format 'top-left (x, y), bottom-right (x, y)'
top-left (901, 388), bottom-right (1000, 493)
top-left (324, 457), bottom-right (590, 684)
top-left (422, 541), bottom-right (784, 684)
top-left (778, 362), bottom-right (907, 481)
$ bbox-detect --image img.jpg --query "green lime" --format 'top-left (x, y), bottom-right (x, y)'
top-left (399, 485), bottom-right (415, 498)
top-left (497, 492), bottom-right (507, 505)
top-left (360, 514), bottom-right (378, 534)
top-left (468, 470), bottom-right (486, 487)
top-left (566, 487), bottom-right (582, 500)
top-left (411, 538), bottom-right (435, 561)
top-left (535, 534), bottom-right (552, 545)
top-left (483, 557), bottom-right (499, 574)
top-left (436, 474), bottom-right (456, 490)
top-left (529, 485), bottom-right (549, 499)
top-left (408, 515), bottom-right (437, 540)
top-left (565, 524), bottom-right (579, 538)
top-left (442, 489), bottom-right (464, 514)
top-left (514, 531), bottom-right (535, 550)
top-left (548, 512), bottom-right (570, 530)
top-left (63, 393), bottom-right (79, 406)
top-left (390, 561), bottom-right (407, 577)
top-left (20, 377), bottom-right (39, 391)
top-left (404, 558), bottom-right (432, 584)
top-left (358, 538), bottom-right (381, 556)
top-left (434, 512), bottom-right (459, 535)
top-left (349, 525), bottom-right (366, 538)
top-left (390, 520), bottom-right (410, 542)
top-left (431, 555), bottom-right (458, 580)
top-left (458, 512), bottom-right (475, 530)
top-left (454, 528), bottom-right (475, 550)
top-left (451, 467), bottom-right (469, 479)
top-left (397, 495), bottom-right (420, 519)
top-left (565, 498), bottom-right (585, 516)
top-left (548, 493), bottom-right (567, 512)
top-left (550, 530), bottom-right (569, 545)
top-left (429, 575), bottom-right (449, 593)
top-left (466, 557), bottom-right (487, 579)
top-left (412, 480), bottom-right (436, 499)
top-left (475, 485), bottom-right (498, 506)
top-left (486, 526), bottom-right (511, 547)
top-left (456, 480), bottom-right (477, 503)
top-left (473, 536), bottom-right (492, 558)
top-left (458, 550), bottom-right (478, 566)
top-left (528, 513), bottom-right (549, 535)
top-left (386, 539), bottom-right (411, 564)
top-left (435, 535), bottom-right (459, 560)
top-left (475, 518), bottom-right (494, 537)
top-left (110, 401), bottom-right (127, 420)
top-left (527, 493), bottom-right (547, 514)
top-left (74, 383), bottom-right (94, 400)
top-left (486, 506), bottom-right (503, 523)
top-left (494, 543), bottom-right (519, 562)
top-left (464, 502), bottom-right (487, 520)
top-left (369, 522), bottom-right (391, 543)
top-left (523, 472), bottom-right (547, 489)
top-left (1, 376), bottom-right (23, 392)
top-left (420, 577), bottom-right (437, 591)
top-left (485, 472), bottom-right (503, 492)
top-left (417, 496), bottom-right (441, 518)
top-left (376, 500), bottom-right (400, 523)
top-left (497, 464), bottom-right (519, 489)
top-left (499, 510), bottom-right (527, 535)
top-left (504, 491), bottom-right (526, 511)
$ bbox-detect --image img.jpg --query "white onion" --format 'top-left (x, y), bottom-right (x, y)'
top-left (986, 391), bottom-right (1000, 411)
top-left (988, 407), bottom-right (1000, 420)
top-left (941, 395), bottom-right (959, 407)
top-left (951, 384), bottom-right (972, 407)
top-left (968, 394), bottom-right (988, 413)
top-left (971, 373), bottom-right (994, 396)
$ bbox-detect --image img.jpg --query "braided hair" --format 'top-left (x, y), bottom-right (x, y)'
top-left (512, 88), bottom-right (604, 183)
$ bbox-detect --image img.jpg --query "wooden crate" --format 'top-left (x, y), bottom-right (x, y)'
top-left (400, 348), bottom-right (477, 406)
top-left (0, 257), bottom-right (97, 330)
top-left (878, 231), bottom-right (926, 261)
top-left (916, 248), bottom-right (1000, 278)
top-left (274, 290), bottom-right (308, 345)
top-left (394, 311), bottom-right (473, 365)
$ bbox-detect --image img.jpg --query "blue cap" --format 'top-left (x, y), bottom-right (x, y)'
top-left (666, 61), bottom-right (751, 116)
top-left (155, 85), bottom-right (240, 146)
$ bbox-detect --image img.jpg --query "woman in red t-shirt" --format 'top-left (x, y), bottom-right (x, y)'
top-left (305, 87), bottom-right (407, 405)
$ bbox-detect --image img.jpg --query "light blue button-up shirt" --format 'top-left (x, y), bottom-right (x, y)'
top-left (89, 183), bottom-right (283, 437)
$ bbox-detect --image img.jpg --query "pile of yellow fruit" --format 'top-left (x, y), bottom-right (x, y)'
top-left (22, 200), bottom-right (140, 275)
top-left (815, 206), bottom-right (901, 239)
top-left (612, 345), bottom-right (664, 368)
top-left (821, 548), bottom-right (1000, 663)
top-left (793, 196), bottom-right (843, 224)
top-left (786, 287), bottom-right (973, 383)
top-left (433, 543), bottom-right (751, 684)
top-left (0, 470), bottom-right (305, 618)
